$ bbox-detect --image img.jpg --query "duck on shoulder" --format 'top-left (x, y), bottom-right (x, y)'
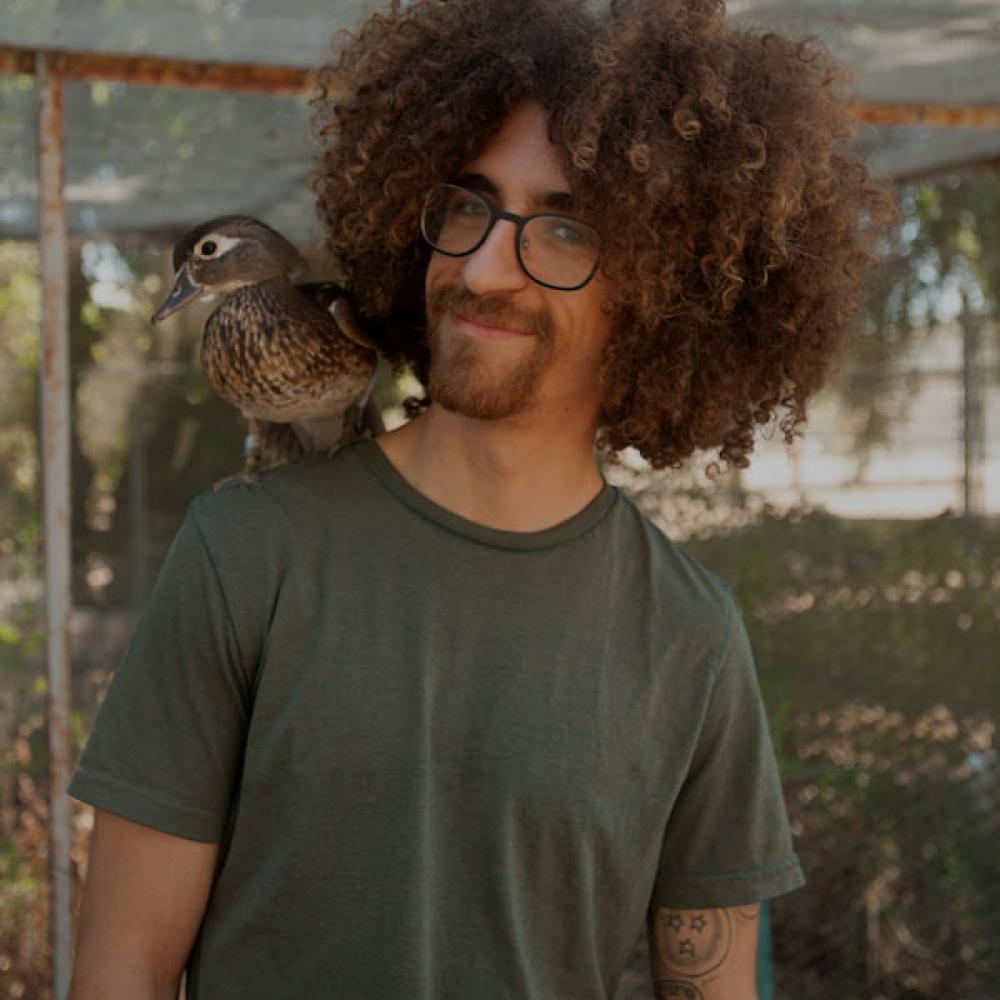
top-left (152, 215), bottom-right (382, 488)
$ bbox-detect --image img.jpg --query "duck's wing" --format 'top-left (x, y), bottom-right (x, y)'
top-left (296, 280), bottom-right (346, 310)
top-left (296, 282), bottom-right (377, 352)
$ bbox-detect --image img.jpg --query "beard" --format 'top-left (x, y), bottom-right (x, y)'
top-left (425, 284), bottom-right (556, 421)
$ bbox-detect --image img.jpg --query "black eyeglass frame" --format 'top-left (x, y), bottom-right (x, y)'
top-left (420, 182), bottom-right (603, 292)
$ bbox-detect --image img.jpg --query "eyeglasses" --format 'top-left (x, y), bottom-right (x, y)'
top-left (420, 183), bottom-right (602, 291)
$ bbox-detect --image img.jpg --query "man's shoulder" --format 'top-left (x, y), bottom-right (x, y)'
top-left (183, 442), bottom-right (373, 557)
top-left (612, 490), bottom-right (736, 627)
top-left (192, 442), bottom-right (367, 519)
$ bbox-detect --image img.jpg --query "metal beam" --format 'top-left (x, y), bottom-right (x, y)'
top-left (2, 45), bottom-right (314, 94)
top-left (4, 45), bottom-right (1000, 128)
top-left (856, 101), bottom-right (1000, 130)
top-left (36, 52), bottom-right (73, 1000)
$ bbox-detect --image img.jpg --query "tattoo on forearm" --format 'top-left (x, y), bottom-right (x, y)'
top-left (651, 908), bottom-right (733, 979)
top-left (654, 981), bottom-right (705, 999)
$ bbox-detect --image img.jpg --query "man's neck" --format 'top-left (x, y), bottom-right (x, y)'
top-left (375, 403), bottom-right (605, 532)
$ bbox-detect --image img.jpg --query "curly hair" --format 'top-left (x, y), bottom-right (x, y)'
top-left (313, 0), bottom-right (895, 471)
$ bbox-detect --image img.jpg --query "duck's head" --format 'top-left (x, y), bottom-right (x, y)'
top-left (152, 215), bottom-right (305, 323)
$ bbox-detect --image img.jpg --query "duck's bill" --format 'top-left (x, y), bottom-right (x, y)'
top-left (151, 264), bottom-right (201, 322)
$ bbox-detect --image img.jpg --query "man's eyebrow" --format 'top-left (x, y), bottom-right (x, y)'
top-left (454, 172), bottom-right (577, 213)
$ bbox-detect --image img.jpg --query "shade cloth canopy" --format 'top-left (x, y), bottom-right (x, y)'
top-left (1, 0), bottom-right (998, 240)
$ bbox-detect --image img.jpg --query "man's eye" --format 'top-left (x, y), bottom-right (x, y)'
top-left (540, 219), bottom-right (589, 246)
top-left (449, 195), bottom-right (488, 216)
top-left (553, 225), bottom-right (581, 243)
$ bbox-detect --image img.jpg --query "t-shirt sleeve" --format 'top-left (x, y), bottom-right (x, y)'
top-left (68, 491), bottom-right (271, 843)
top-left (650, 595), bottom-right (805, 909)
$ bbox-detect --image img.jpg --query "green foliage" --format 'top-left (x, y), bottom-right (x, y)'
top-left (833, 169), bottom-right (1000, 479)
top-left (684, 510), bottom-right (999, 998)
top-left (0, 495), bottom-right (47, 999)
top-left (0, 237), bottom-right (243, 994)
top-left (690, 508), bottom-right (996, 719)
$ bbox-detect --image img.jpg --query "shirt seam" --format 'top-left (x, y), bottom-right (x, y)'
top-left (187, 500), bottom-right (246, 670)
top-left (707, 585), bottom-right (738, 686)
top-left (355, 441), bottom-right (621, 551)
top-left (188, 486), bottom-right (291, 678)
top-left (387, 488), bottom-right (620, 552)
top-left (660, 853), bottom-right (802, 884)
top-left (70, 762), bottom-right (224, 826)
top-left (236, 480), bottom-right (295, 703)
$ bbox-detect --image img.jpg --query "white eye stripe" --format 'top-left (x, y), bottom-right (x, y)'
top-left (195, 234), bottom-right (243, 258)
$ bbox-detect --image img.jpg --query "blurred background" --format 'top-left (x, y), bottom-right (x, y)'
top-left (1, 1), bottom-right (998, 998)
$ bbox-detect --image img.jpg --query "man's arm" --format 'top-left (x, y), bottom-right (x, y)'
top-left (69, 809), bottom-right (219, 1000)
top-left (648, 904), bottom-right (760, 999)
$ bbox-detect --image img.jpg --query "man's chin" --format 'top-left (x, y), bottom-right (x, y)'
top-left (428, 357), bottom-right (539, 421)
top-left (428, 377), bottom-right (536, 422)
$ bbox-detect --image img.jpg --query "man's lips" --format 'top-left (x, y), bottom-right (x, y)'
top-left (451, 311), bottom-right (534, 338)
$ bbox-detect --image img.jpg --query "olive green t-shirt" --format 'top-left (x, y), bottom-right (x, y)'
top-left (69, 438), bottom-right (804, 999)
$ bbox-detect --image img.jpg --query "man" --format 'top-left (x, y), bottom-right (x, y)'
top-left (68, 1), bottom-right (890, 997)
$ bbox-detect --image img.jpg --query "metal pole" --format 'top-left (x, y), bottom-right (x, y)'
top-left (960, 289), bottom-right (984, 517)
top-left (36, 52), bottom-right (73, 1000)
top-left (129, 395), bottom-right (148, 602)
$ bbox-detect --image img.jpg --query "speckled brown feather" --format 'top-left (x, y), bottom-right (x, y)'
top-left (154, 215), bottom-right (381, 474)
top-left (200, 278), bottom-right (376, 461)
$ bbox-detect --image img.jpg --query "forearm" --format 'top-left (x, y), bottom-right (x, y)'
top-left (69, 958), bottom-right (180, 1000)
top-left (69, 810), bottom-right (217, 1000)
top-left (69, 901), bottom-right (188, 1000)
top-left (653, 977), bottom-right (756, 1000)
top-left (649, 904), bottom-right (760, 1000)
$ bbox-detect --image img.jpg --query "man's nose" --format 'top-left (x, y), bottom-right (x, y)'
top-left (459, 218), bottom-right (529, 295)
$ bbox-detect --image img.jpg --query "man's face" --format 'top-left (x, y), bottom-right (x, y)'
top-left (424, 100), bottom-right (615, 424)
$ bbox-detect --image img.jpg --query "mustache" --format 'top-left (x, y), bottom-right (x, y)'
top-left (426, 285), bottom-right (553, 340)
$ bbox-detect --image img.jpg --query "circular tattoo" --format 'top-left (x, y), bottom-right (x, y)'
top-left (654, 981), bottom-right (705, 999)
top-left (653, 909), bottom-right (733, 978)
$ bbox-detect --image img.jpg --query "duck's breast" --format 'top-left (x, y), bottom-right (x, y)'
top-left (200, 284), bottom-right (375, 420)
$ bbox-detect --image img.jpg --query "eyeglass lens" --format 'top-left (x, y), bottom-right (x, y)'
top-left (421, 184), bottom-right (600, 290)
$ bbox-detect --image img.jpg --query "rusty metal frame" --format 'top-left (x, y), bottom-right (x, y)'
top-left (2, 32), bottom-right (999, 1000)
top-left (2, 45), bottom-right (314, 94)
top-left (0, 40), bottom-right (322, 999)
top-left (7, 43), bottom-right (1000, 127)
top-left (35, 52), bottom-right (73, 1000)
top-left (3, 41), bottom-right (321, 999)
top-left (856, 101), bottom-right (1000, 130)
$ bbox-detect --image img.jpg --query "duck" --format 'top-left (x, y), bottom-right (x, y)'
top-left (151, 215), bottom-right (382, 484)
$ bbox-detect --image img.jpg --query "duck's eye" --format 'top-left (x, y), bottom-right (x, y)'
top-left (198, 240), bottom-right (218, 257)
